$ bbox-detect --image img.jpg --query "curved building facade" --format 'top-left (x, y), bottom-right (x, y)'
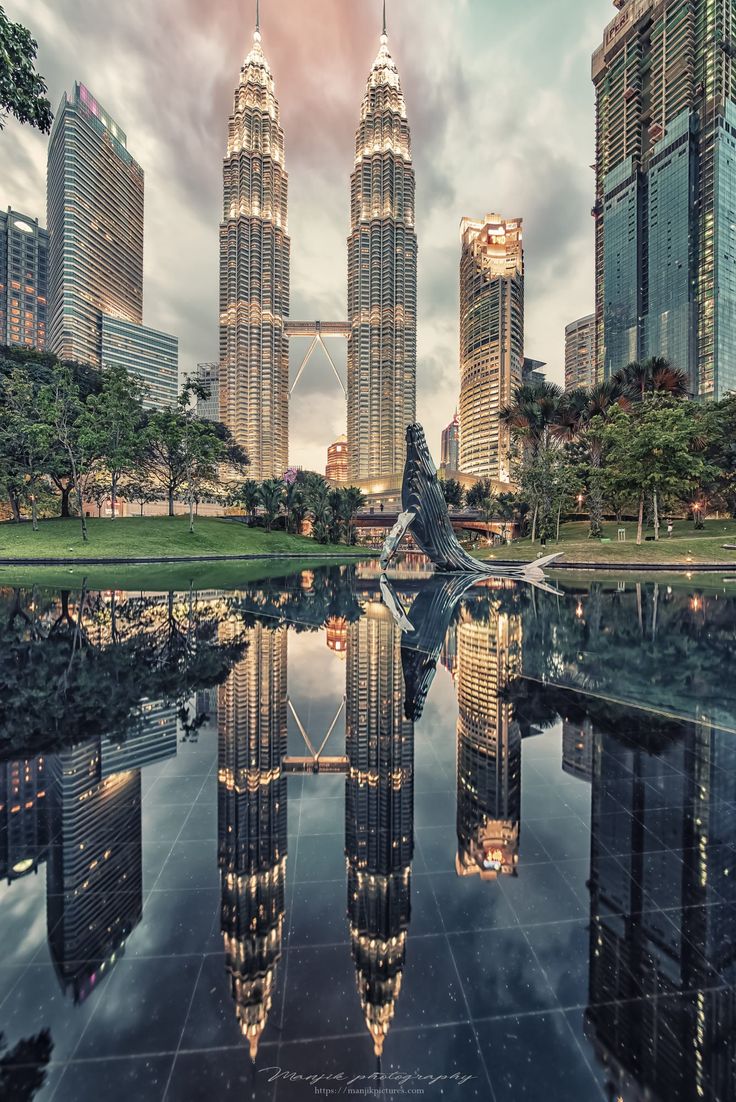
top-left (459, 215), bottom-right (524, 482)
top-left (347, 20), bottom-right (417, 487)
top-left (219, 22), bottom-right (290, 479)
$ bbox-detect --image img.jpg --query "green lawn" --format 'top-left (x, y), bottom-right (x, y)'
top-left (0, 516), bottom-right (366, 562)
top-left (475, 519), bottom-right (736, 567)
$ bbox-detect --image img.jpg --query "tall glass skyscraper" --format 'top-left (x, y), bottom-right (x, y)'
top-left (459, 215), bottom-right (524, 482)
top-left (0, 208), bottom-right (48, 350)
top-left (47, 83), bottom-right (144, 367)
top-left (593, 0), bottom-right (736, 397)
top-left (347, 13), bottom-right (417, 487)
top-left (219, 15), bottom-right (290, 480)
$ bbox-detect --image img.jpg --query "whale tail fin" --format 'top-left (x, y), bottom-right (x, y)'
top-left (523, 552), bottom-right (563, 574)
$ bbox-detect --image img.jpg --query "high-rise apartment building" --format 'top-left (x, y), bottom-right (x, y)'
top-left (347, 14), bottom-right (417, 486)
top-left (0, 208), bottom-right (48, 350)
top-left (48, 83), bottom-right (144, 366)
top-left (325, 435), bottom-right (349, 482)
top-left (440, 413), bottom-right (460, 472)
top-left (219, 17), bottom-right (290, 480)
top-left (565, 313), bottom-right (596, 391)
top-left (100, 314), bottom-right (178, 408)
top-left (459, 215), bottom-right (524, 482)
top-left (593, 0), bottom-right (736, 397)
top-left (195, 362), bottom-right (220, 422)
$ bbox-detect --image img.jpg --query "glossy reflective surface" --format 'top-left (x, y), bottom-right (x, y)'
top-left (1, 565), bottom-right (736, 1102)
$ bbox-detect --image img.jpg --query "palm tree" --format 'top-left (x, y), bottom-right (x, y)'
top-left (284, 480), bottom-right (306, 534)
top-left (307, 481), bottom-right (332, 543)
top-left (500, 379), bottom-right (565, 457)
top-left (612, 356), bottom-right (689, 402)
top-left (257, 479), bottom-right (285, 532)
top-left (236, 478), bottom-right (259, 521)
top-left (341, 486), bottom-right (366, 545)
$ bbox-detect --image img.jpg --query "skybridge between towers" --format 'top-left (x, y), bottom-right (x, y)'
top-left (286, 321), bottom-right (350, 399)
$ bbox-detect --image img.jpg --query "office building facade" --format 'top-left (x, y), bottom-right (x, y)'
top-left (219, 20), bottom-right (290, 480)
top-left (100, 314), bottom-right (178, 408)
top-left (347, 17), bottom-right (417, 486)
top-left (48, 83), bottom-right (144, 367)
top-left (0, 208), bottom-right (49, 350)
top-left (459, 215), bottom-right (524, 482)
top-left (593, 0), bottom-right (736, 397)
top-left (565, 313), bottom-right (596, 390)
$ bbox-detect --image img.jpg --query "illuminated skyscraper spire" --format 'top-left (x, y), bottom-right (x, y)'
top-left (219, 0), bottom-right (290, 479)
top-left (347, 4), bottom-right (417, 485)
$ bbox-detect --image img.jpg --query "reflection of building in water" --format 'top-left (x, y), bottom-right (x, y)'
top-left (100, 699), bottom-right (178, 776)
top-left (441, 620), bottom-right (458, 681)
top-left (587, 721), bottom-right (736, 1101)
top-left (326, 616), bottom-right (348, 658)
top-left (561, 717), bottom-right (593, 784)
top-left (455, 607), bottom-right (522, 878)
top-left (346, 604), bottom-right (414, 1056)
top-left (218, 622), bottom-right (288, 1060)
top-left (46, 741), bottom-right (142, 1002)
top-left (0, 755), bottom-right (48, 884)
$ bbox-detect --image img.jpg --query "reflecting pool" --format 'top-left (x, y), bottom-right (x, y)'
top-left (1, 563), bottom-right (736, 1101)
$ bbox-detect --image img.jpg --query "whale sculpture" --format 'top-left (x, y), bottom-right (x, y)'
top-left (380, 423), bottom-right (561, 579)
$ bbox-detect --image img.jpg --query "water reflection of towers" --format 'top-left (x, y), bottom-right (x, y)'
top-left (345, 603), bottom-right (414, 1056)
top-left (455, 605), bottom-right (522, 878)
top-left (587, 718), bottom-right (736, 1101)
top-left (217, 621), bottom-right (288, 1061)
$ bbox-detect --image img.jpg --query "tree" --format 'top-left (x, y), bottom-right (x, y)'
top-left (145, 383), bottom-right (228, 522)
top-left (602, 398), bottom-right (713, 544)
top-left (466, 478), bottom-right (495, 510)
top-left (78, 364), bottom-right (147, 519)
top-left (121, 476), bottom-right (160, 517)
top-left (0, 7), bottom-right (53, 132)
top-left (0, 367), bottom-right (52, 530)
top-left (257, 479), bottom-right (285, 531)
top-left (38, 366), bottom-right (98, 541)
top-left (306, 479), bottom-right (333, 544)
top-left (284, 479), bottom-right (306, 534)
top-left (439, 478), bottom-right (464, 508)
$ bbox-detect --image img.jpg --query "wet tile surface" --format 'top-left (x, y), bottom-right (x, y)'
top-left (1, 572), bottom-right (735, 1101)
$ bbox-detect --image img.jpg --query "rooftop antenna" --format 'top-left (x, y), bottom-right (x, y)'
top-left (256, 0), bottom-right (260, 34)
top-left (382, 0), bottom-right (387, 36)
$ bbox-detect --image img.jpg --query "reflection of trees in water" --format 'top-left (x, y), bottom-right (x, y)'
top-left (0, 586), bottom-right (247, 759)
top-left (470, 580), bottom-right (736, 725)
top-left (0, 1029), bottom-right (53, 1102)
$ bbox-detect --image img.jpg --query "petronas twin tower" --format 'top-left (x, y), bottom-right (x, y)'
top-left (219, 5), bottom-right (417, 485)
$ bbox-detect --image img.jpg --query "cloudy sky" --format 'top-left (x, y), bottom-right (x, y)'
top-left (4, 0), bottom-right (614, 472)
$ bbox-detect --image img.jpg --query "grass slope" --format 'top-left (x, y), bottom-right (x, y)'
top-left (476, 519), bottom-right (736, 566)
top-left (0, 516), bottom-right (364, 561)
